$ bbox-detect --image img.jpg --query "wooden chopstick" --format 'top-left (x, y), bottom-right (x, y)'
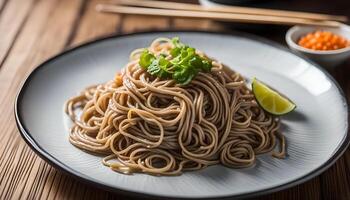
top-left (114, 0), bottom-right (348, 22)
top-left (96, 4), bottom-right (341, 27)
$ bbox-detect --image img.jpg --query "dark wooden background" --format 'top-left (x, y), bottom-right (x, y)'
top-left (0, 0), bottom-right (349, 199)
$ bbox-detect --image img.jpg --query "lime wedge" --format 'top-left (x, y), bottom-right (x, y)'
top-left (252, 78), bottom-right (296, 115)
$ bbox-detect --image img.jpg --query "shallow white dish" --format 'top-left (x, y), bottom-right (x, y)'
top-left (286, 24), bottom-right (350, 68)
top-left (15, 31), bottom-right (349, 199)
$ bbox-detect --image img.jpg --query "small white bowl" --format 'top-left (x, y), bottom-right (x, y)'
top-left (286, 24), bottom-right (350, 69)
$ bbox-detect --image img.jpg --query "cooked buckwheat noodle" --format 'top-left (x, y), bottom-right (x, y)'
top-left (65, 38), bottom-right (285, 176)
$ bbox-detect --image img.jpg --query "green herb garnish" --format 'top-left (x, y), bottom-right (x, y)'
top-left (138, 37), bottom-right (212, 85)
top-left (139, 50), bottom-right (155, 68)
top-left (147, 55), bottom-right (171, 78)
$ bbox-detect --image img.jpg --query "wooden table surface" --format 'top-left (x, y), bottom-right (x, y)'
top-left (1, 0), bottom-right (349, 199)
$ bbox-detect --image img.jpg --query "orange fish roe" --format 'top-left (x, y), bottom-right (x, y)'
top-left (298, 30), bottom-right (350, 51)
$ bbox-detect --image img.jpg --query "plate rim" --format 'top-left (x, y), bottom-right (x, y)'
top-left (14, 30), bottom-right (350, 199)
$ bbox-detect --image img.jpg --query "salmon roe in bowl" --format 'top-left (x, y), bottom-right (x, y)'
top-left (298, 31), bottom-right (350, 51)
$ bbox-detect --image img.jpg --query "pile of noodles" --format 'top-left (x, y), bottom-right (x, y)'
top-left (65, 38), bottom-right (285, 176)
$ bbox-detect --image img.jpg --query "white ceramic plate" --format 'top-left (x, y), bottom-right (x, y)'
top-left (15, 31), bottom-right (349, 199)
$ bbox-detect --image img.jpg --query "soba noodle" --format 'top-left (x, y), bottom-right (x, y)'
top-left (65, 38), bottom-right (285, 176)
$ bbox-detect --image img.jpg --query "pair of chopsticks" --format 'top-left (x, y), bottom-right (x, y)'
top-left (96, 0), bottom-right (348, 27)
